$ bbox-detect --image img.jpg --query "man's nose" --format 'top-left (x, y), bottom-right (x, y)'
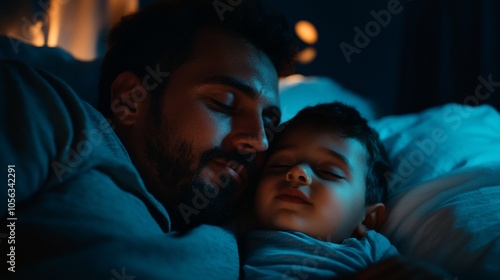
top-left (232, 116), bottom-right (269, 154)
top-left (236, 132), bottom-right (268, 154)
top-left (286, 165), bottom-right (312, 185)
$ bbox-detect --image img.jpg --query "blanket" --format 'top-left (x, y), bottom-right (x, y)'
top-left (242, 230), bottom-right (398, 279)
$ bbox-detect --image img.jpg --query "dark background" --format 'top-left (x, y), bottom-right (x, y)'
top-left (2, 0), bottom-right (499, 117)
top-left (264, 0), bottom-right (500, 117)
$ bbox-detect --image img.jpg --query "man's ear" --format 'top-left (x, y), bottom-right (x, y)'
top-left (354, 203), bottom-right (386, 238)
top-left (110, 71), bottom-right (149, 126)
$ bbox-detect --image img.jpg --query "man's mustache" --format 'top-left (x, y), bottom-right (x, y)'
top-left (199, 148), bottom-right (255, 178)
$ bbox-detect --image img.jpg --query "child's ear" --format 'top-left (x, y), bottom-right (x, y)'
top-left (354, 203), bottom-right (386, 238)
top-left (110, 71), bottom-right (149, 126)
top-left (363, 203), bottom-right (386, 230)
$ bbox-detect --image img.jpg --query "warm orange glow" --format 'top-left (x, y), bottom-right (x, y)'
top-left (296, 47), bottom-right (317, 64)
top-left (46, 1), bottom-right (61, 47)
top-left (279, 74), bottom-right (305, 87)
top-left (1, 18), bottom-right (45, 47)
top-left (46, 1), bottom-right (96, 60)
top-left (47, 0), bottom-right (139, 61)
top-left (295, 20), bottom-right (318, 44)
top-left (109, 0), bottom-right (139, 28)
top-left (26, 21), bottom-right (45, 47)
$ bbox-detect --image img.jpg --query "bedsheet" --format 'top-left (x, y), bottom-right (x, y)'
top-left (371, 104), bottom-right (500, 279)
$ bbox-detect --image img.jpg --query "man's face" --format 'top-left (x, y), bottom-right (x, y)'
top-left (137, 28), bottom-right (280, 229)
top-left (255, 125), bottom-right (369, 242)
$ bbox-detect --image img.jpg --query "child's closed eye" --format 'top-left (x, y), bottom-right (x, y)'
top-left (317, 170), bottom-right (345, 181)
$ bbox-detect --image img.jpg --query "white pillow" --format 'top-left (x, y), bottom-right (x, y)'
top-left (370, 104), bottom-right (500, 279)
top-left (279, 75), bottom-right (377, 122)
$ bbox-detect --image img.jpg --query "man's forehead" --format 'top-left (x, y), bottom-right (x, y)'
top-left (189, 27), bottom-right (277, 73)
top-left (175, 27), bottom-right (280, 98)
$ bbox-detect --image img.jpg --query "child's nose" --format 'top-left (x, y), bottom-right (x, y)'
top-left (285, 165), bottom-right (312, 185)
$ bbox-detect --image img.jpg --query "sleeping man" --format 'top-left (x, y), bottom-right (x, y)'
top-left (1, 0), bottom-right (295, 278)
top-left (241, 102), bottom-right (450, 279)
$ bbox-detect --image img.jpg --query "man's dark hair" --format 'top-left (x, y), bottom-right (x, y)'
top-left (97, 0), bottom-right (297, 117)
top-left (271, 102), bottom-right (391, 205)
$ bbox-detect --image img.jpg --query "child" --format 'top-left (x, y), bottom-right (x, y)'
top-left (241, 101), bottom-right (430, 279)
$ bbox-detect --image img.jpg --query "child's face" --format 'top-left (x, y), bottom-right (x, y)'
top-left (255, 124), bottom-right (369, 242)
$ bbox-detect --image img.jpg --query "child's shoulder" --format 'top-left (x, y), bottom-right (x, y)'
top-left (341, 230), bottom-right (399, 260)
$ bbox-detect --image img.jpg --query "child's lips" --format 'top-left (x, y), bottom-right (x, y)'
top-left (276, 188), bottom-right (312, 205)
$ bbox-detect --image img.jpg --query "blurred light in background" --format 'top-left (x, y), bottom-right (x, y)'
top-left (294, 20), bottom-right (318, 44)
top-left (296, 46), bottom-right (317, 64)
top-left (279, 74), bottom-right (305, 86)
top-left (27, 21), bottom-right (45, 47)
top-left (294, 20), bottom-right (318, 64)
top-left (48, 0), bottom-right (138, 61)
top-left (0, 0), bottom-right (45, 47)
top-left (0, 0), bottom-right (138, 61)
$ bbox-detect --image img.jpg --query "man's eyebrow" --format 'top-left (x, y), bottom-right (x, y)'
top-left (201, 76), bottom-right (258, 99)
top-left (319, 148), bottom-right (353, 172)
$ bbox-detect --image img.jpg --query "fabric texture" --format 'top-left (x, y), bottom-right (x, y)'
top-left (242, 230), bottom-right (399, 279)
top-left (0, 60), bottom-right (239, 279)
top-left (370, 104), bottom-right (500, 279)
top-left (0, 35), bottom-right (102, 106)
top-left (278, 76), bottom-right (377, 122)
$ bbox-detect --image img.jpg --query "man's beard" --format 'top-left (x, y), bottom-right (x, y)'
top-left (144, 120), bottom-right (253, 231)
